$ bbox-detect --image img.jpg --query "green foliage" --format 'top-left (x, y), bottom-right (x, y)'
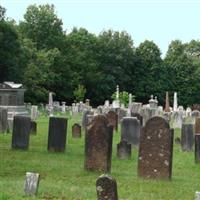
top-left (0, 5), bottom-right (6, 21)
top-left (111, 91), bottom-right (135, 106)
top-left (73, 84), bottom-right (86, 102)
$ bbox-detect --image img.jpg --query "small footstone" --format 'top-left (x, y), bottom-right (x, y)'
top-left (96, 174), bottom-right (118, 200)
top-left (72, 123), bottom-right (81, 138)
top-left (24, 172), bottom-right (40, 195)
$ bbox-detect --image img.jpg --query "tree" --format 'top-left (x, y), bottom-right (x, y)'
top-left (73, 84), bottom-right (86, 102)
top-left (0, 5), bottom-right (6, 21)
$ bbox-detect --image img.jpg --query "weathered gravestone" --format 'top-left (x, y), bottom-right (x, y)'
top-left (107, 110), bottom-right (118, 132)
top-left (118, 108), bottom-right (127, 122)
top-left (96, 174), bottom-right (118, 200)
top-left (24, 172), bottom-right (40, 196)
top-left (195, 134), bottom-right (200, 163)
top-left (191, 110), bottom-right (200, 124)
top-left (181, 124), bottom-right (194, 151)
top-left (121, 117), bottom-right (140, 146)
top-left (47, 117), bottom-right (68, 152)
top-left (84, 115), bottom-right (113, 172)
top-left (131, 112), bottom-right (143, 126)
top-left (12, 116), bottom-right (31, 150)
top-left (0, 108), bottom-right (8, 133)
top-left (117, 140), bottom-right (131, 159)
top-left (195, 117), bottom-right (200, 134)
top-left (72, 123), bottom-right (81, 138)
top-left (138, 116), bottom-right (174, 180)
top-left (30, 121), bottom-right (37, 135)
top-left (31, 106), bottom-right (38, 121)
top-left (82, 110), bottom-right (94, 131)
top-left (195, 191), bottom-right (200, 200)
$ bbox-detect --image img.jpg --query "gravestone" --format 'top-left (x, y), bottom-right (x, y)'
top-left (130, 102), bottom-right (142, 114)
top-left (117, 140), bottom-right (131, 159)
top-left (172, 111), bottom-right (183, 129)
top-left (191, 110), bottom-right (200, 124)
top-left (30, 121), bottom-right (37, 135)
top-left (82, 110), bottom-right (94, 131)
top-left (164, 91), bottom-right (170, 112)
top-left (118, 108), bottom-right (127, 122)
top-left (121, 117), bottom-right (140, 146)
top-left (131, 112), bottom-right (143, 126)
top-left (107, 111), bottom-right (118, 132)
top-left (48, 117), bottom-right (68, 152)
top-left (72, 123), bottom-right (81, 138)
top-left (195, 192), bottom-right (200, 200)
top-left (24, 172), bottom-right (40, 196)
top-left (195, 117), bottom-right (200, 134)
top-left (0, 108), bottom-right (7, 133)
top-left (96, 174), bottom-right (118, 200)
top-left (181, 124), bottom-right (194, 151)
top-left (31, 106), bottom-right (38, 121)
top-left (12, 116), bottom-right (31, 150)
top-left (84, 115), bottom-right (113, 172)
top-left (138, 116), bottom-right (174, 180)
top-left (195, 134), bottom-right (200, 163)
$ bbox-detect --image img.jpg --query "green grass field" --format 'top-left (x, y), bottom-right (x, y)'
top-left (0, 113), bottom-right (199, 200)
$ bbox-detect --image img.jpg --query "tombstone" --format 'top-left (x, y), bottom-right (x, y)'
top-left (31, 106), bottom-right (38, 121)
top-left (172, 111), bottom-right (183, 129)
top-left (12, 116), bottom-right (31, 150)
top-left (96, 174), bottom-right (118, 200)
top-left (47, 117), bottom-right (68, 152)
top-left (107, 110), bottom-right (118, 132)
top-left (191, 110), bottom-right (200, 124)
top-left (141, 107), bottom-right (151, 126)
top-left (121, 117), bottom-right (140, 146)
top-left (195, 192), bottom-right (200, 200)
top-left (72, 123), bottom-right (81, 138)
top-left (173, 92), bottom-right (178, 111)
top-left (195, 134), bottom-right (200, 163)
top-left (84, 115), bottom-right (113, 172)
top-left (195, 117), bottom-right (200, 134)
top-left (138, 116), bottom-right (174, 179)
top-left (131, 112), bottom-right (143, 126)
top-left (30, 121), bottom-right (37, 135)
top-left (24, 172), bottom-right (40, 196)
top-left (48, 92), bottom-right (54, 116)
top-left (0, 108), bottom-right (8, 133)
top-left (82, 110), bottom-right (94, 131)
top-left (61, 102), bottom-right (66, 113)
top-left (164, 91), bottom-right (170, 112)
top-left (130, 102), bottom-right (142, 114)
top-left (128, 93), bottom-right (132, 108)
top-left (118, 108), bottom-right (127, 122)
top-left (117, 140), bottom-right (131, 159)
top-left (181, 124), bottom-right (194, 151)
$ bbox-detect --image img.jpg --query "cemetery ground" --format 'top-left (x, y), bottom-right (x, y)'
top-left (0, 113), bottom-right (199, 200)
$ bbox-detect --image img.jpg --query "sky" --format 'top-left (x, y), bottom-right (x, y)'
top-left (1, 0), bottom-right (200, 56)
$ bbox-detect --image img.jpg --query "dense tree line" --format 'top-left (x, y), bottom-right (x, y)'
top-left (1, 4), bottom-right (200, 107)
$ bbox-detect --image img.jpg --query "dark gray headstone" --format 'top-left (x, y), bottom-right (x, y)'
top-left (84, 115), bottom-right (113, 172)
top-left (181, 124), bottom-right (194, 151)
top-left (107, 110), bottom-right (118, 132)
top-left (24, 172), bottom-right (40, 195)
top-left (138, 116), bottom-right (174, 180)
top-left (48, 117), bottom-right (68, 152)
top-left (30, 121), bottom-right (37, 135)
top-left (195, 134), bottom-right (200, 163)
top-left (12, 116), bottom-right (31, 150)
top-left (72, 123), bottom-right (81, 138)
top-left (117, 140), bottom-right (131, 159)
top-left (121, 117), bottom-right (140, 146)
top-left (96, 174), bottom-right (118, 200)
top-left (0, 108), bottom-right (7, 133)
top-left (131, 112), bottom-right (143, 126)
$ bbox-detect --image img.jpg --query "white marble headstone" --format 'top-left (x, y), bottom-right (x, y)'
top-left (24, 172), bottom-right (40, 195)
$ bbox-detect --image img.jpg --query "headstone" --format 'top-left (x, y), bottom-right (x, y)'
top-left (138, 116), bottom-right (174, 179)
top-left (172, 111), bottom-right (183, 129)
top-left (181, 124), bottom-right (194, 151)
top-left (31, 106), bottom-right (38, 121)
top-left (61, 102), bottom-right (66, 113)
top-left (130, 102), bottom-right (142, 114)
top-left (0, 108), bottom-right (7, 133)
top-left (164, 91), bottom-right (170, 112)
top-left (195, 191), bottom-right (200, 200)
top-left (84, 115), bottom-right (113, 172)
top-left (131, 112), bottom-right (143, 126)
top-left (24, 172), bottom-right (40, 196)
top-left (107, 110), bottom-right (118, 132)
top-left (117, 140), bottom-right (131, 159)
top-left (173, 92), bottom-right (178, 111)
top-left (48, 92), bottom-right (54, 116)
top-left (128, 93), bottom-right (132, 108)
top-left (195, 134), bottom-right (200, 163)
top-left (118, 108), bottom-right (127, 122)
top-left (12, 116), bottom-right (31, 150)
top-left (47, 117), bottom-right (68, 152)
top-left (30, 121), bottom-right (37, 135)
top-left (191, 110), bottom-right (200, 124)
top-left (82, 110), bottom-right (94, 131)
top-left (96, 174), bottom-right (118, 200)
top-left (121, 117), bottom-right (140, 146)
top-left (195, 117), bottom-right (200, 134)
top-left (72, 123), bottom-right (81, 138)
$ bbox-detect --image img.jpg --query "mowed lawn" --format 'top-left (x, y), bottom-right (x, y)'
top-left (0, 113), bottom-right (199, 200)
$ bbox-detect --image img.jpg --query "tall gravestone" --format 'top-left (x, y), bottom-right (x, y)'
top-left (117, 140), bottom-right (131, 159)
top-left (0, 108), bottom-right (8, 133)
top-left (47, 117), bottom-right (68, 152)
top-left (84, 115), bottom-right (113, 172)
top-left (107, 110), bottom-right (118, 132)
top-left (195, 134), bottom-right (200, 163)
top-left (12, 116), bottom-right (31, 150)
top-left (164, 91), bottom-right (170, 112)
top-left (96, 174), bottom-right (118, 200)
top-left (121, 117), bottom-right (140, 146)
top-left (138, 116), bottom-right (174, 180)
top-left (181, 124), bottom-right (194, 151)
top-left (72, 123), bottom-right (81, 138)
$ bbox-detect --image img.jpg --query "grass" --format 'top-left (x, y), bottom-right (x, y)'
top-left (0, 113), bottom-right (199, 200)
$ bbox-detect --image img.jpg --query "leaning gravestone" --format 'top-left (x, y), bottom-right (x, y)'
top-left (12, 116), bottom-right (31, 150)
top-left (72, 123), bottom-right (81, 138)
top-left (181, 124), bottom-right (194, 151)
top-left (117, 140), bottom-right (131, 159)
top-left (121, 117), bottom-right (140, 146)
top-left (195, 117), bottom-right (200, 134)
top-left (107, 110), bottom-right (118, 132)
top-left (47, 117), bottom-right (68, 152)
top-left (195, 134), bottom-right (200, 163)
top-left (84, 115), bottom-right (113, 172)
top-left (138, 116), bottom-right (174, 179)
top-left (0, 108), bottom-right (8, 133)
top-left (24, 172), bottom-right (40, 196)
top-left (30, 121), bottom-right (37, 135)
top-left (96, 174), bottom-right (118, 200)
